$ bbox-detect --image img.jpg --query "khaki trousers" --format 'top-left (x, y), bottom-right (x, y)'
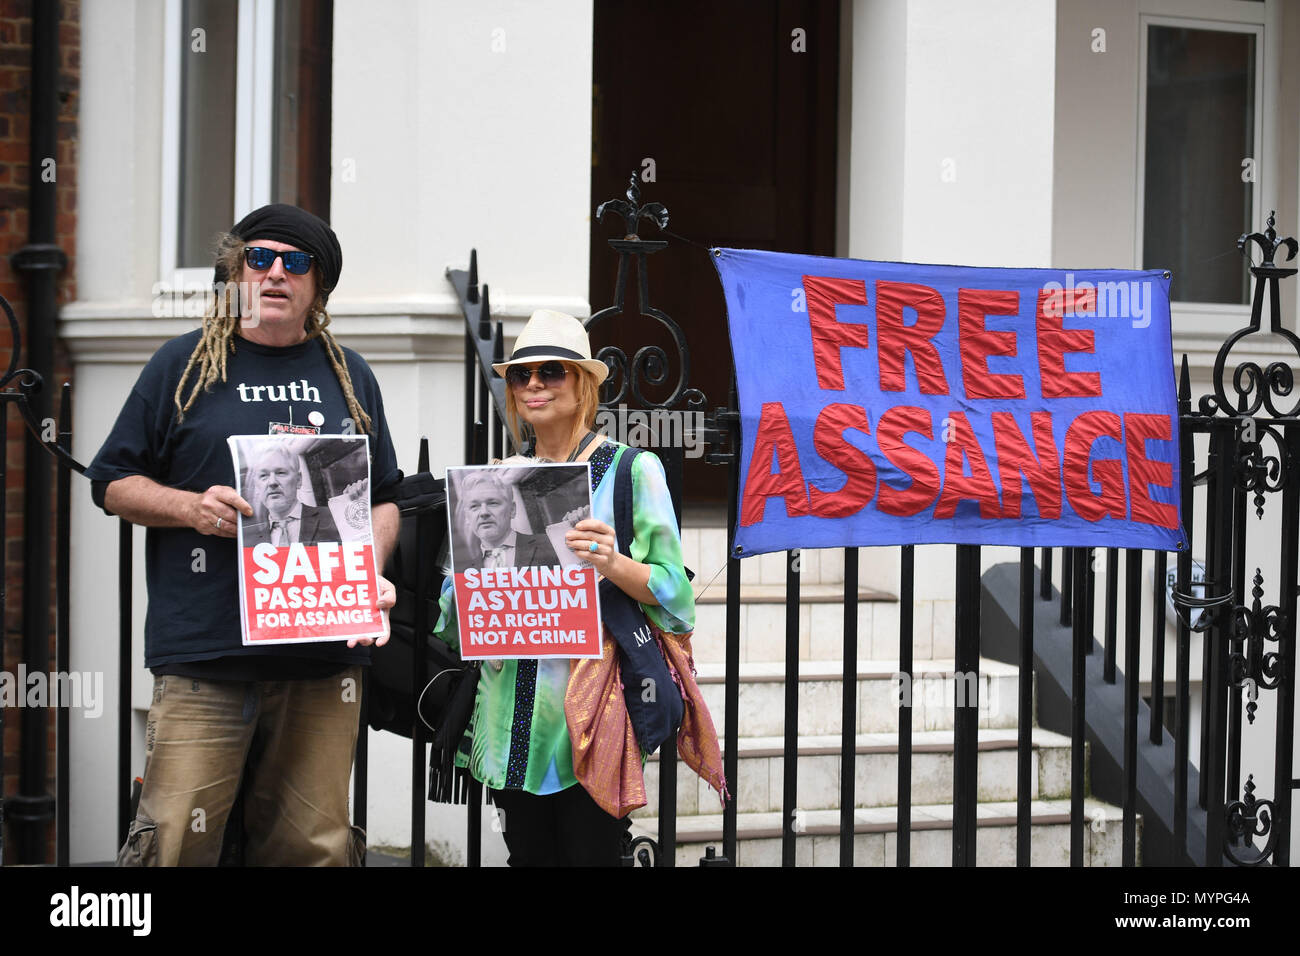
top-left (117, 667), bottom-right (364, 866)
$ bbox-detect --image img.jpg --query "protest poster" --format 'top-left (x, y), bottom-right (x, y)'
top-left (229, 434), bottom-right (385, 645)
top-left (446, 462), bottom-right (602, 660)
top-left (713, 248), bottom-right (1183, 556)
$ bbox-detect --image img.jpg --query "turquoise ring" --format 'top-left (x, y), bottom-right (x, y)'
top-left (588, 541), bottom-right (599, 553)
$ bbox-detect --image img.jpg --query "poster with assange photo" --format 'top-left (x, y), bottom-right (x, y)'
top-left (446, 462), bottom-right (601, 660)
top-left (229, 434), bottom-right (385, 645)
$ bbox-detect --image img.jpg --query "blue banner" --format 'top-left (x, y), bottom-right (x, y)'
top-left (713, 248), bottom-right (1183, 556)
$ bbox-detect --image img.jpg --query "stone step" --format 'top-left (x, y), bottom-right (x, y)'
top-left (693, 583), bottom-right (895, 605)
top-left (688, 597), bottom-right (957, 665)
top-left (638, 727), bottom-right (1071, 817)
top-left (688, 658), bottom-right (1023, 737)
top-left (680, 528), bottom-right (850, 587)
top-left (630, 798), bottom-right (1133, 866)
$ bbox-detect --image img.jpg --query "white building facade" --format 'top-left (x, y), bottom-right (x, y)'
top-left (65, 0), bottom-right (1297, 864)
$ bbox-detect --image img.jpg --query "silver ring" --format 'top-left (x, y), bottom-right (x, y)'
top-left (216, 517), bottom-right (223, 530)
top-left (588, 540), bottom-right (599, 553)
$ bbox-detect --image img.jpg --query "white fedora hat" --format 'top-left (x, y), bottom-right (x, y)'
top-left (492, 309), bottom-right (610, 384)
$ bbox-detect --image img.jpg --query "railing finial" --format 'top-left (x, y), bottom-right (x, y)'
top-left (478, 284), bottom-right (491, 340)
top-left (596, 170), bottom-right (668, 240)
top-left (1238, 210), bottom-right (1298, 271)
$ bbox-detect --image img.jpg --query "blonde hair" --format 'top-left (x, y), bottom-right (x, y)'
top-left (172, 233), bottom-right (373, 435)
top-left (503, 362), bottom-right (601, 456)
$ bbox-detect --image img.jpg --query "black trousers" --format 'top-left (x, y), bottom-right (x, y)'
top-left (489, 785), bottom-right (628, 867)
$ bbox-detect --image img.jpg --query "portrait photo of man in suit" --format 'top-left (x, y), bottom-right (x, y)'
top-left (454, 470), bottom-right (561, 573)
top-left (241, 443), bottom-right (341, 547)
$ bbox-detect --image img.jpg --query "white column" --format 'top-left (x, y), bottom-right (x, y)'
top-left (844, 0), bottom-right (1057, 267)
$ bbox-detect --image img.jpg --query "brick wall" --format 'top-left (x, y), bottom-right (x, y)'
top-left (0, 0), bottom-right (79, 864)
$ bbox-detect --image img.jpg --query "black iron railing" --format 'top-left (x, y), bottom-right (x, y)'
top-left (0, 293), bottom-right (83, 866)
top-left (449, 206), bottom-right (1297, 868)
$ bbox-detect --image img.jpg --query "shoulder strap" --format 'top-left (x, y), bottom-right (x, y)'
top-left (566, 430), bottom-right (600, 462)
top-left (612, 446), bottom-right (643, 558)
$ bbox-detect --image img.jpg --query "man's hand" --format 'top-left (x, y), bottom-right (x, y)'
top-left (104, 475), bottom-right (252, 534)
top-left (347, 573), bottom-right (396, 648)
top-left (190, 485), bottom-right (254, 538)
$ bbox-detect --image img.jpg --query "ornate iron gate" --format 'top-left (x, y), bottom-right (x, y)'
top-left (450, 194), bottom-right (1297, 867)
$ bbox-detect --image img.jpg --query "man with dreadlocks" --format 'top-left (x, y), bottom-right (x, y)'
top-left (86, 204), bottom-right (402, 866)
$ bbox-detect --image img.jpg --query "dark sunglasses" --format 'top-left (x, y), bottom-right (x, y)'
top-left (505, 361), bottom-right (568, 388)
top-left (244, 246), bottom-right (314, 275)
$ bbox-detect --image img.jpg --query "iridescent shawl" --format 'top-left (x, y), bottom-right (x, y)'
top-left (567, 622), bottom-right (729, 819)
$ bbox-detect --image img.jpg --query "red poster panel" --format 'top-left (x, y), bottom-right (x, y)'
top-left (447, 462), bottom-right (602, 660)
top-left (230, 434), bottom-right (386, 645)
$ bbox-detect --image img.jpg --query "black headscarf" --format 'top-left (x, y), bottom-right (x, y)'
top-left (217, 203), bottom-right (343, 302)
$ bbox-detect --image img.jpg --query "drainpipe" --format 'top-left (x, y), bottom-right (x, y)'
top-left (8, 0), bottom-right (67, 864)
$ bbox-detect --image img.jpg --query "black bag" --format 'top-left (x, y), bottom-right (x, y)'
top-left (367, 472), bottom-right (451, 738)
top-left (422, 657), bottom-right (481, 804)
top-left (369, 471), bottom-right (483, 804)
top-left (602, 448), bottom-right (684, 754)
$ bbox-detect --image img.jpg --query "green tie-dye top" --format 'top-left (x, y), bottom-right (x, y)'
top-left (433, 441), bottom-right (695, 794)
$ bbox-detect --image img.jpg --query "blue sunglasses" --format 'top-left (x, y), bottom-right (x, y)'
top-left (244, 246), bottom-right (314, 275)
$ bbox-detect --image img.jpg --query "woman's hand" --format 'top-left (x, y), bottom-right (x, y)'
top-left (348, 573), bottom-right (396, 648)
top-left (566, 518), bottom-right (617, 571)
top-left (566, 518), bottom-right (655, 604)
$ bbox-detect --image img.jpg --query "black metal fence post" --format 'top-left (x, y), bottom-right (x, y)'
top-left (410, 439), bottom-right (431, 867)
top-left (1122, 549), bottom-right (1142, 865)
top-left (1174, 358), bottom-right (1193, 862)
top-left (1149, 548), bottom-right (1167, 747)
top-left (1103, 548), bottom-right (1118, 681)
top-left (723, 396), bottom-right (741, 865)
top-left (1016, 547), bottom-right (1034, 866)
top-left (839, 546), bottom-right (859, 867)
top-left (56, 382), bottom-right (71, 866)
top-left (1070, 547), bottom-right (1087, 866)
top-left (117, 519), bottom-right (132, 846)
top-left (781, 549), bottom-right (800, 867)
top-left (1272, 424), bottom-right (1299, 865)
top-left (1202, 422), bottom-right (1237, 865)
top-left (951, 544), bottom-right (980, 867)
top-left (897, 544), bottom-right (914, 867)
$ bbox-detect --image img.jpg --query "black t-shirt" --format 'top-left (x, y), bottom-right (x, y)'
top-left (85, 330), bottom-right (403, 676)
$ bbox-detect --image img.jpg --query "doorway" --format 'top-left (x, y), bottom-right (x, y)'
top-left (590, 0), bottom-right (840, 504)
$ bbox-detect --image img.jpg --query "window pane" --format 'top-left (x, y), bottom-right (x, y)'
top-left (273, 0), bottom-right (333, 221)
top-left (178, 0), bottom-right (238, 268)
top-left (1143, 26), bottom-right (1255, 304)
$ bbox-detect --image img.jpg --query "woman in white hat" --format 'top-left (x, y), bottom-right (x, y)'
top-left (434, 309), bottom-right (717, 866)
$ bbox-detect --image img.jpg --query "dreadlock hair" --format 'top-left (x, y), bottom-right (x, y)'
top-left (173, 232), bottom-right (374, 436)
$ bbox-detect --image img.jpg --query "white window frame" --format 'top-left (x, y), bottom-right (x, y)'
top-left (1134, 0), bottom-right (1278, 335)
top-left (159, 0), bottom-right (278, 290)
